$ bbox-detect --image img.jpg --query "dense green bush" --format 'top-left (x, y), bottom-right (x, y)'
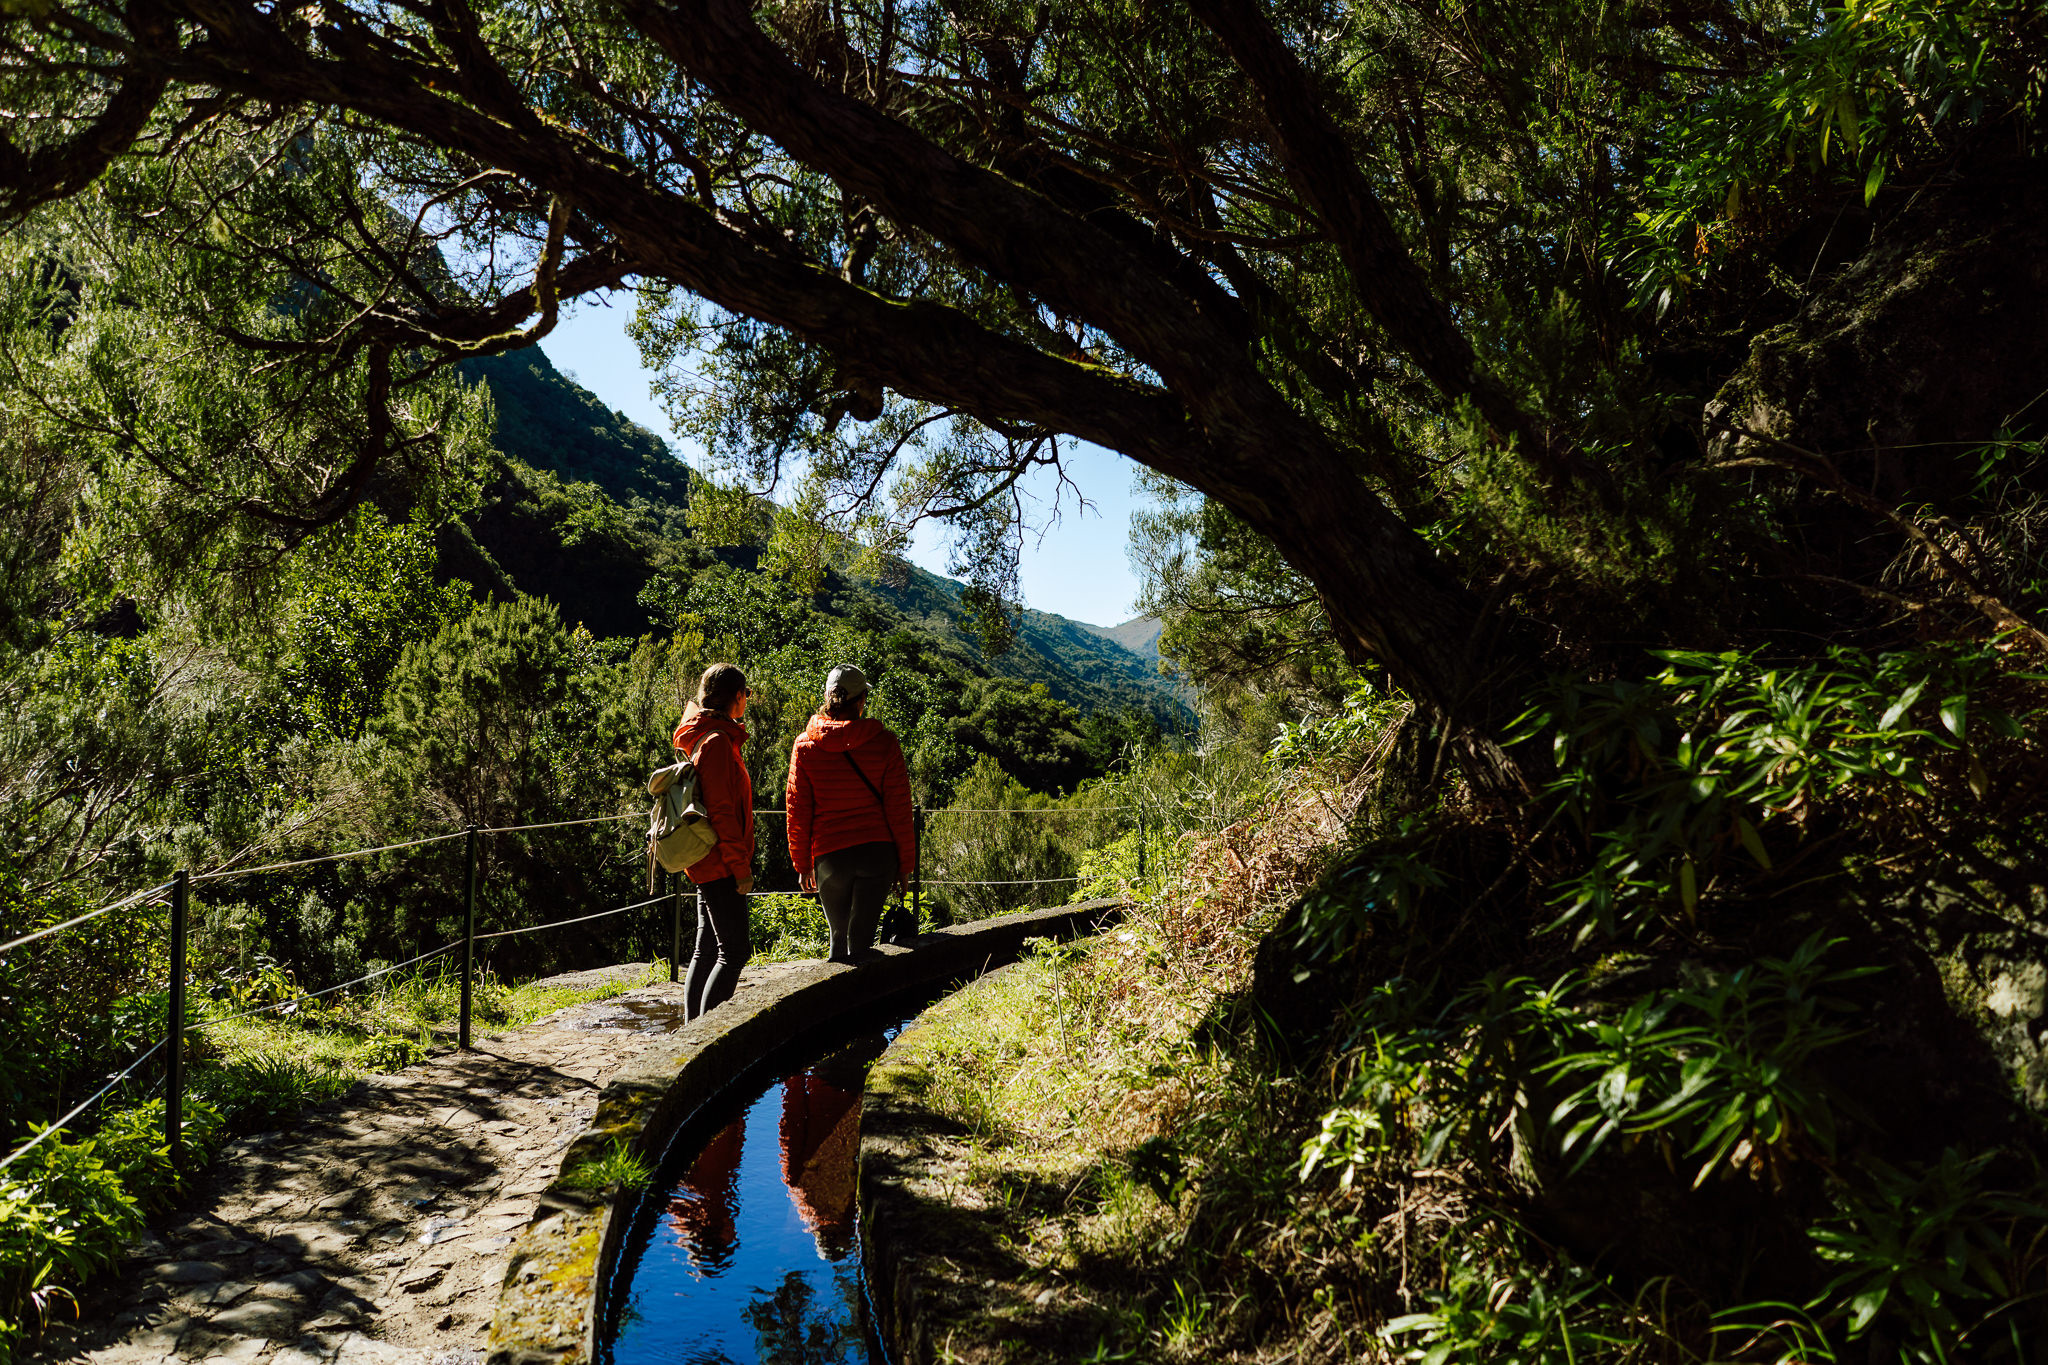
top-left (1270, 638), bottom-right (2048, 1362)
top-left (0, 1132), bottom-right (144, 1363)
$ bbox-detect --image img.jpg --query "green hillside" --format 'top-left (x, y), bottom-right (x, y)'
top-left (452, 346), bottom-right (1185, 725)
top-left (458, 348), bottom-right (689, 510)
top-left (862, 565), bottom-right (1176, 717)
top-left (1080, 614), bottom-right (1162, 665)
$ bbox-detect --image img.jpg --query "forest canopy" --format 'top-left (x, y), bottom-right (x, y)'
top-left (4, 0), bottom-right (2046, 766)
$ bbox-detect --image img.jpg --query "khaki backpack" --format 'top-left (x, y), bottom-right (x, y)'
top-left (647, 749), bottom-right (718, 886)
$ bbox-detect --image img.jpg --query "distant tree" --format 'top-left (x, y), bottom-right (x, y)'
top-left (955, 680), bottom-right (1094, 795)
top-left (1078, 706), bottom-right (1165, 778)
top-left (273, 511), bottom-right (473, 744)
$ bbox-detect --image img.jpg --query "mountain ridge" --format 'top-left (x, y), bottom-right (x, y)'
top-left (457, 346), bottom-right (1184, 721)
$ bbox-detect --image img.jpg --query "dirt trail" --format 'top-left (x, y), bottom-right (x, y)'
top-left (32, 961), bottom-right (806, 1365)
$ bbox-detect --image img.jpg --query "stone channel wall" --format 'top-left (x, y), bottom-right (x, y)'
top-left (485, 897), bottom-right (1123, 1365)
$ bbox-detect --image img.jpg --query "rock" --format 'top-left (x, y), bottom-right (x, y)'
top-left (130, 1312), bottom-right (192, 1349)
top-left (123, 1232), bottom-right (171, 1263)
top-left (181, 1239), bottom-right (254, 1259)
top-left (74, 1347), bottom-right (169, 1365)
top-left (187, 1278), bottom-right (255, 1307)
top-left (251, 1270), bottom-right (329, 1299)
top-left (268, 1224), bottom-right (356, 1259)
top-left (167, 1217), bottom-right (234, 1242)
top-left (211, 1296), bottom-right (306, 1338)
top-left (272, 1332), bottom-right (345, 1365)
top-left (149, 1261), bottom-right (227, 1285)
top-left (206, 1333), bottom-right (276, 1362)
top-left (398, 1266), bottom-right (446, 1293)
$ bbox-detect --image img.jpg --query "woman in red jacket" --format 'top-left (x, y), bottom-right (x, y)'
top-left (785, 665), bottom-right (916, 963)
top-left (673, 663), bottom-right (756, 1017)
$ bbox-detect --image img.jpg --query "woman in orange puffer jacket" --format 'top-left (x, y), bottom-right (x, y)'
top-left (673, 663), bottom-right (756, 1017)
top-left (785, 665), bottom-right (916, 962)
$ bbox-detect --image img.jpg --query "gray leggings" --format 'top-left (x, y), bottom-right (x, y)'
top-left (817, 841), bottom-right (898, 961)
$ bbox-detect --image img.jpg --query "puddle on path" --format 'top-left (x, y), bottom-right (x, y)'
top-left (556, 995), bottom-right (695, 1034)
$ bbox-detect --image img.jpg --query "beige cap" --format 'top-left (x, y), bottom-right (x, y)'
top-left (825, 664), bottom-right (869, 704)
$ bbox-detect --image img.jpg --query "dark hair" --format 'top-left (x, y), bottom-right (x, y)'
top-left (822, 693), bottom-right (866, 721)
top-left (696, 662), bottom-right (748, 713)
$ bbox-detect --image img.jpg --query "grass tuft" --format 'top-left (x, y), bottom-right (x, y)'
top-left (559, 1139), bottom-right (652, 1192)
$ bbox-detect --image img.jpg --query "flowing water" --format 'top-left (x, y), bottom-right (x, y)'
top-left (600, 1009), bottom-right (916, 1365)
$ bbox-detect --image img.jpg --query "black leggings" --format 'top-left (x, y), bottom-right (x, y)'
top-left (817, 841), bottom-right (898, 961)
top-left (685, 876), bottom-right (751, 1019)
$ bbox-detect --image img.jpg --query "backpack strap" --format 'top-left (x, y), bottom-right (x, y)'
top-left (843, 750), bottom-right (886, 807)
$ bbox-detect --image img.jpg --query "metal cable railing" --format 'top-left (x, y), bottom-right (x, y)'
top-left (0, 1040), bottom-right (166, 1177)
top-left (0, 796), bottom-right (1153, 1174)
top-left (0, 879), bottom-right (177, 957)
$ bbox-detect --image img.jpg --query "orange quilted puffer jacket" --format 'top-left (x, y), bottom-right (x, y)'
top-left (785, 714), bottom-right (916, 879)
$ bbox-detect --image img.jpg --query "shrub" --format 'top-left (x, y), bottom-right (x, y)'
top-left (0, 1131), bottom-right (143, 1361)
top-left (747, 893), bottom-right (829, 961)
top-left (190, 1053), bottom-right (351, 1136)
top-left (90, 1099), bottom-right (223, 1211)
top-left (559, 1138), bottom-right (651, 1191)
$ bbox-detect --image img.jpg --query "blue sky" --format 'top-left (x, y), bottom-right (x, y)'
top-left (536, 293), bottom-right (1150, 628)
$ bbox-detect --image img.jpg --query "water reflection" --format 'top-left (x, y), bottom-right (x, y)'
top-left (779, 1043), bottom-right (875, 1259)
top-left (664, 1121), bottom-right (743, 1275)
top-left (609, 1028), bottom-right (898, 1365)
top-left (745, 1271), bottom-right (869, 1365)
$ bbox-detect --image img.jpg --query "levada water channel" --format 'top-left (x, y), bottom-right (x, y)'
top-left (596, 995), bottom-right (933, 1365)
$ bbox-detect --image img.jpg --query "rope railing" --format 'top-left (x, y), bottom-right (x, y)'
top-left (921, 875), bottom-right (1083, 886)
top-left (919, 806), bottom-right (1141, 814)
top-left (190, 830), bottom-right (471, 885)
top-left (473, 895), bottom-right (666, 941)
top-left (0, 879), bottom-right (177, 957)
top-left (479, 813), bottom-right (640, 834)
top-left (0, 1040), bottom-right (166, 1177)
top-left (0, 795), bottom-right (1155, 1175)
top-left (195, 943), bottom-right (465, 1030)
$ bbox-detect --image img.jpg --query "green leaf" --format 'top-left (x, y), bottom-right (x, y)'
top-left (1679, 859), bottom-right (1698, 918)
top-left (1734, 815), bottom-right (1772, 869)
top-left (1939, 695), bottom-right (1968, 739)
top-left (1879, 678), bottom-right (1926, 729)
top-left (1864, 156), bottom-right (1887, 205)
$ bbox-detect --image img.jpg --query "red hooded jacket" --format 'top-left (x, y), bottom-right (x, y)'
top-left (672, 704), bottom-right (754, 886)
top-left (785, 715), bottom-right (915, 879)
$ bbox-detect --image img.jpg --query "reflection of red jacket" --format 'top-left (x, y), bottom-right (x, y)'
top-left (779, 1073), bottom-right (859, 1258)
top-left (785, 715), bottom-right (915, 878)
top-left (672, 705), bottom-right (754, 885)
top-left (666, 1118), bottom-right (742, 1271)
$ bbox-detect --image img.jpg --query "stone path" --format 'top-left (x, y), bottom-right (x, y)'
top-left (33, 962), bottom-right (807, 1365)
